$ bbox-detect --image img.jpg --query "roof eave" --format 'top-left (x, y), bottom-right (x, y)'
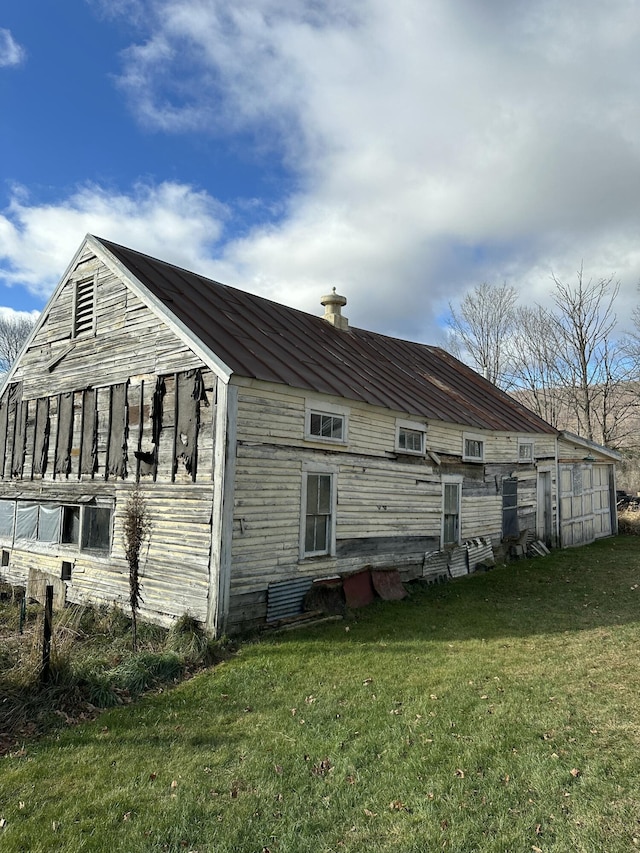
top-left (0, 238), bottom-right (95, 395)
top-left (558, 429), bottom-right (623, 461)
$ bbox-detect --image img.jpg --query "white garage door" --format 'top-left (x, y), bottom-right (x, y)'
top-left (559, 463), bottom-right (612, 546)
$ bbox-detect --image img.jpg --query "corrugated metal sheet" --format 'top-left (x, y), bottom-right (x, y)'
top-left (266, 577), bottom-right (313, 623)
top-left (423, 550), bottom-right (450, 582)
top-left (448, 546), bottom-right (469, 579)
top-left (466, 537), bottom-right (495, 571)
top-left (98, 238), bottom-right (557, 435)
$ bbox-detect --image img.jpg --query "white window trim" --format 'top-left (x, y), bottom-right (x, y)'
top-left (395, 418), bottom-right (427, 455)
top-left (304, 401), bottom-right (349, 445)
top-left (463, 432), bottom-right (485, 462)
top-left (518, 439), bottom-right (534, 463)
top-left (299, 461), bottom-right (338, 560)
top-left (442, 475), bottom-right (463, 547)
top-left (9, 499), bottom-right (113, 556)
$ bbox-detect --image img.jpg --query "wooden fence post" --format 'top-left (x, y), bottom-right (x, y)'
top-left (41, 585), bottom-right (53, 684)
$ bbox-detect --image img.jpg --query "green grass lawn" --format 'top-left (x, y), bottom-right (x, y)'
top-left (2, 537), bottom-right (640, 852)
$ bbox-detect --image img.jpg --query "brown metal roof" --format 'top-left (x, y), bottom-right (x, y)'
top-left (98, 237), bottom-right (556, 435)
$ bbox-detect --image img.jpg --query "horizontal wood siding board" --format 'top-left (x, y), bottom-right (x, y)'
top-left (13, 266), bottom-right (206, 397)
top-left (336, 535), bottom-right (439, 558)
top-left (0, 480), bottom-right (215, 627)
top-left (226, 590), bottom-right (268, 634)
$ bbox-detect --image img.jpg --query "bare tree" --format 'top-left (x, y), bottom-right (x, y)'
top-left (507, 269), bottom-right (636, 447)
top-left (509, 304), bottom-right (569, 428)
top-left (0, 314), bottom-right (37, 374)
top-left (446, 270), bottom-right (636, 449)
top-left (548, 268), bottom-right (627, 443)
top-left (589, 337), bottom-right (639, 446)
top-left (446, 282), bottom-right (518, 388)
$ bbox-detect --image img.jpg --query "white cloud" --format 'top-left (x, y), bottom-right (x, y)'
top-left (0, 28), bottom-right (26, 67)
top-left (0, 182), bottom-right (229, 297)
top-left (7, 0), bottom-right (640, 342)
top-left (97, 0), bottom-right (640, 339)
top-left (0, 306), bottom-right (39, 322)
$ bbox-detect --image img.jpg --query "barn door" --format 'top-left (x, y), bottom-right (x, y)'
top-left (592, 464), bottom-right (612, 538)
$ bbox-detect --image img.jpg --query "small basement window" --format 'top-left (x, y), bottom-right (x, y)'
top-left (61, 561), bottom-right (73, 581)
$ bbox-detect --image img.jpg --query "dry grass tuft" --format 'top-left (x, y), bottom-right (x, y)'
top-left (617, 508), bottom-right (640, 535)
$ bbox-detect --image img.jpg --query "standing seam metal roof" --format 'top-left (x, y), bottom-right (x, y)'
top-left (98, 237), bottom-right (557, 435)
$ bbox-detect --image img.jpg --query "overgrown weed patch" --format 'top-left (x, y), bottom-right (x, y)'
top-left (0, 602), bottom-right (230, 753)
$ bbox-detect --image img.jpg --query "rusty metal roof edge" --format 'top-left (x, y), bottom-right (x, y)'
top-left (430, 347), bottom-right (557, 433)
top-left (92, 236), bottom-right (234, 383)
top-left (94, 237), bottom-right (558, 435)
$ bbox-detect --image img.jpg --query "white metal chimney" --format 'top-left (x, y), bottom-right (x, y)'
top-left (320, 288), bottom-right (348, 331)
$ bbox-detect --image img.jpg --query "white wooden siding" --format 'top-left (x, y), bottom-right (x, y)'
top-left (14, 262), bottom-right (203, 398)
top-left (229, 442), bottom-right (443, 598)
top-left (0, 252), bottom-right (224, 628)
top-left (461, 495), bottom-right (502, 541)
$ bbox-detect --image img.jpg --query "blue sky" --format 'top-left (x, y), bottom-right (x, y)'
top-left (2, 1), bottom-right (640, 342)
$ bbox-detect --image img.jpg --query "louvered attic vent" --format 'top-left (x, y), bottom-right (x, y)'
top-left (73, 277), bottom-right (95, 337)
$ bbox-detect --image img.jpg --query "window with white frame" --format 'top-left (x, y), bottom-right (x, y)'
top-left (442, 479), bottom-right (462, 546)
top-left (305, 402), bottom-right (348, 443)
top-left (396, 419), bottom-right (426, 454)
top-left (10, 500), bottom-right (112, 553)
top-left (463, 433), bottom-right (484, 462)
top-left (302, 472), bottom-right (335, 557)
top-left (81, 506), bottom-right (112, 551)
top-left (72, 275), bottom-right (96, 338)
top-left (518, 440), bottom-right (534, 463)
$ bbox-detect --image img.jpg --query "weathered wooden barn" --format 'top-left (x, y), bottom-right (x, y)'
top-left (0, 236), bottom-right (619, 633)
